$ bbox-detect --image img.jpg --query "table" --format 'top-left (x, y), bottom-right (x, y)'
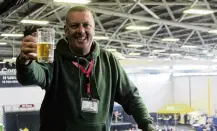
top-left (111, 122), bottom-right (132, 131)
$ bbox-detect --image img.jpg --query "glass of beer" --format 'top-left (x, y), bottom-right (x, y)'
top-left (37, 28), bottom-right (55, 63)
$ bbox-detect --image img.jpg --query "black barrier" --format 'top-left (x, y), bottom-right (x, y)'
top-left (16, 112), bottom-right (40, 131)
top-left (4, 111), bottom-right (40, 131)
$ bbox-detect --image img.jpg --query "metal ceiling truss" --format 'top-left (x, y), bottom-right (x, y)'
top-left (0, 0), bottom-right (217, 60)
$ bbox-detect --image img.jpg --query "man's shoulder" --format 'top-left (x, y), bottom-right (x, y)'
top-left (100, 48), bottom-right (110, 54)
top-left (98, 48), bottom-right (120, 67)
top-left (99, 48), bottom-right (114, 58)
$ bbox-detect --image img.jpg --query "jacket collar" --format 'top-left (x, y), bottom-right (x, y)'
top-left (55, 37), bottom-right (100, 61)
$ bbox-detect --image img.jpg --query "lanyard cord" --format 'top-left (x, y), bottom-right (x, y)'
top-left (72, 59), bottom-right (94, 96)
top-left (76, 58), bottom-right (86, 120)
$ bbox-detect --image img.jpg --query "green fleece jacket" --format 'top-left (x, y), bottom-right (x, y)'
top-left (16, 38), bottom-right (154, 131)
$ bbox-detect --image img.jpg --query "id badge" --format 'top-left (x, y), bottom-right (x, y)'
top-left (81, 98), bottom-right (99, 113)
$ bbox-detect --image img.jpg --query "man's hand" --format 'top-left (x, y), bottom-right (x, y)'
top-left (19, 35), bottom-right (37, 64)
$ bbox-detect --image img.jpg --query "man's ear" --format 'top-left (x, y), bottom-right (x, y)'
top-left (64, 25), bottom-right (68, 37)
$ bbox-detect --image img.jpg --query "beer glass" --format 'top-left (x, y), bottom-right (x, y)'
top-left (37, 28), bottom-right (55, 63)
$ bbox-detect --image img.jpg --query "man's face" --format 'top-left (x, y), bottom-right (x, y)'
top-left (65, 11), bottom-right (95, 53)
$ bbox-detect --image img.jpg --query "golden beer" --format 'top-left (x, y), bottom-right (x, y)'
top-left (37, 42), bottom-right (54, 63)
top-left (37, 28), bottom-right (55, 63)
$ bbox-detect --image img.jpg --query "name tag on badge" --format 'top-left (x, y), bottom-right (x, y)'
top-left (81, 98), bottom-right (99, 113)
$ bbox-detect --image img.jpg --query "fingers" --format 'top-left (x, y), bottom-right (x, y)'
top-left (23, 35), bottom-right (37, 43)
top-left (22, 47), bottom-right (37, 54)
top-left (19, 35), bottom-right (38, 62)
top-left (20, 50), bottom-right (37, 61)
top-left (21, 41), bottom-right (37, 55)
top-left (31, 32), bottom-right (37, 37)
top-left (21, 53), bottom-right (37, 61)
top-left (22, 42), bottom-right (37, 48)
top-left (22, 35), bottom-right (37, 49)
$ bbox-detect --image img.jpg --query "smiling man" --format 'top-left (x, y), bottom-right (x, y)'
top-left (16, 6), bottom-right (155, 131)
top-left (65, 7), bottom-right (95, 56)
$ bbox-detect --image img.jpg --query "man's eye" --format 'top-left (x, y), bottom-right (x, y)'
top-left (83, 23), bottom-right (91, 28)
top-left (70, 24), bottom-right (79, 29)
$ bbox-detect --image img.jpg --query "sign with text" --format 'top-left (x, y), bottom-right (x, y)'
top-left (0, 63), bottom-right (23, 87)
top-left (20, 104), bottom-right (35, 108)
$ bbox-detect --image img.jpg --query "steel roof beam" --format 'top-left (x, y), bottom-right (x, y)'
top-left (1, 36), bottom-right (209, 55)
top-left (204, 0), bottom-right (217, 24)
top-left (104, 0), bottom-right (140, 48)
top-left (88, 7), bottom-right (211, 32)
top-left (162, 0), bottom-right (176, 21)
top-left (30, 0), bottom-right (206, 6)
top-left (136, 0), bottom-right (160, 19)
top-left (178, 0), bottom-right (199, 22)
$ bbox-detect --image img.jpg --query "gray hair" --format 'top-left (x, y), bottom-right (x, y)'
top-left (65, 6), bottom-right (93, 24)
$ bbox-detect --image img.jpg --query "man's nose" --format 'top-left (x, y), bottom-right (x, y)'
top-left (77, 24), bottom-right (85, 33)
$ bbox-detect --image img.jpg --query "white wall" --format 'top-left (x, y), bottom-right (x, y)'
top-left (0, 73), bottom-right (173, 121)
top-left (210, 76), bottom-right (217, 115)
top-left (128, 73), bottom-right (173, 112)
top-left (0, 87), bottom-right (45, 123)
top-left (3, 73), bottom-right (217, 119)
top-left (173, 76), bottom-right (190, 105)
top-left (173, 76), bottom-right (217, 115)
top-left (190, 76), bottom-right (208, 113)
top-left (0, 87), bottom-right (45, 105)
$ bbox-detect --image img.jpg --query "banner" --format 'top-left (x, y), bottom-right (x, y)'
top-left (0, 62), bottom-right (23, 87)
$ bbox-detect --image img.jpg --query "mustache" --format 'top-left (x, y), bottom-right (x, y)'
top-left (72, 33), bottom-right (87, 38)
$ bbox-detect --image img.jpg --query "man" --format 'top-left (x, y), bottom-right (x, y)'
top-left (16, 6), bottom-right (155, 131)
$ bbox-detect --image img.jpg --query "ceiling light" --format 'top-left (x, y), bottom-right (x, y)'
top-left (93, 36), bottom-right (109, 40)
top-left (20, 19), bottom-right (49, 25)
top-left (3, 58), bottom-right (16, 62)
top-left (181, 45), bottom-right (197, 48)
top-left (192, 57), bottom-right (199, 60)
top-left (162, 37), bottom-right (180, 42)
top-left (152, 49), bottom-right (166, 53)
top-left (207, 53), bottom-right (213, 57)
top-left (203, 50), bottom-right (208, 53)
top-left (127, 44), bottom-right (143, 48)
top-left (53, 0), bottom-right (91, 4)
top-left (0, 42), bottom-right (7, 45)
top-left (0, 62), bottom-right (5, 64)
top-left (170, 53), bottom-right (181, 57)
top-left (173, 65), bottom-right (209, 70)
top-left (1, 33), bottom-right (24, 37)
top-left (106, 48), bottom-right (117, 52)
top-left (148, 56), bottom-right (157, 58)
top-left (125, 25), bottom-right (151, 30)
top-left (208, 30), bottom-right (217, 34)
top-left (184, 56), bottom-right (193, 59)
top-left (128, 53), bottom-right (141, 56)
top-left (183, 9), bottom-right (214, 15)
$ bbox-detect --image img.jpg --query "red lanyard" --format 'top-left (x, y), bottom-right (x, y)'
top-left (72, 60), bottom-right (94, 95)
